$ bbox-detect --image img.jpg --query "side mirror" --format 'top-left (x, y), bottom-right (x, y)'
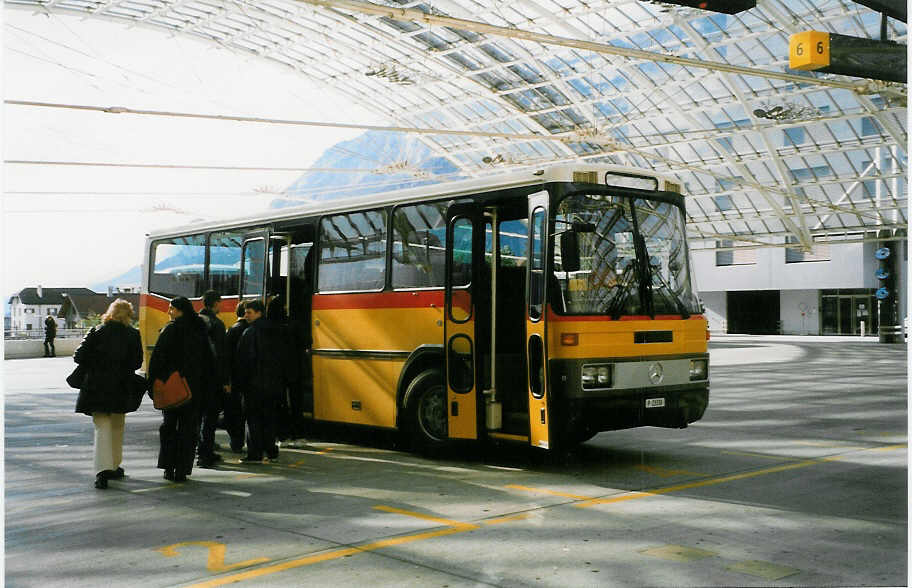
top-left (560, 231), bottom-right (581, 272)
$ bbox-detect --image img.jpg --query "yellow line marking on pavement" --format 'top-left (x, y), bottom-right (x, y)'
top-left (634, 464), bottom-right (708, 478)
top-left (505, 484), bottom-right (593, 500)
top-left (185, 506), bottom-right (479, 587)
top-left (577, 458), bottom-right (829, 508)
top-left (482, 513), bottom-right (531, 525)
top-left (721, 451), bottom-right (806, 460)
top-left (372, 505), bottom-right (478, 529)
top-left (871, 443), bottom-right (907, 452)
top-left (156, 541), bottom-right (269, 573)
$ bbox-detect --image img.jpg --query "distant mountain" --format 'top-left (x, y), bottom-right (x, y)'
top-left (275, 131), bottom-right (461, 207)
top-left (85, 130), bottom-right (460, 292)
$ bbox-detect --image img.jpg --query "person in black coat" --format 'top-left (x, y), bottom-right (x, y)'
top-left (148, 296), bottom-right (214, 482)
top-left (234, 299), bottom-right (295, 462)
top-left (197, 290), bottom-right (228, 467)
top-left (73, 299), bottom-right (143, 489)
top-left (223, 300), bottom-right (248, 453)
top-left (44, 313), bottom-right (57, 357)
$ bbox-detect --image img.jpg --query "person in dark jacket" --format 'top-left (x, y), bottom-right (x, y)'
top-left (73, 299), bottom-right (143, 489)
top-left (148, 296), bottom-right (214, 482)
top-left (235, 299), bottom-right (295, 462)
top-left (197, 290), bottom-right (228, 467)
top-left (223, 300), bottom-right (248, 453)
top-left (43, 312), bottom-right (57, 357)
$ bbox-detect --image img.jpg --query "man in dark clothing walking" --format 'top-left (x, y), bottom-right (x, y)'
top-left (235, 299), bottom-right (294, 463)
top-left (43, 312), bottom-right (57, 357)
top-left (224, 300), bottom-right (248, 453)
top-left (197, 290), bottom-right (228, 467)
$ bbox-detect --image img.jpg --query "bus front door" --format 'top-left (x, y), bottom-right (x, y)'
top-left (444, 205), bottom-right (484, 440)
top-left (240, 233), bottom-right (269, 303)
top-left (526, 192), bottom-right (551, 449)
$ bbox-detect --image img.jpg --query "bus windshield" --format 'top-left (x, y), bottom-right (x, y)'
top-left (552, 192), bottom-right (701, 317)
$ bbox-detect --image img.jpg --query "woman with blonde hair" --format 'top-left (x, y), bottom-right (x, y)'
top-left (73, 298), bottom-right (143, 489)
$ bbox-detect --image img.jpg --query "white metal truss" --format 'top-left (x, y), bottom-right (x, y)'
top-left (4, 0), bottom-right (907, 250)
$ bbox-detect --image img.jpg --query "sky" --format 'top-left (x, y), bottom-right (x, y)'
top-left (2, 7), bottom-right (380, 301)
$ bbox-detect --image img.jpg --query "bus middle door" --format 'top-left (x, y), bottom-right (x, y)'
top-left (444, 204), bottom-right (484, 440)
top-left (526, 192), bottom-right (551, 449)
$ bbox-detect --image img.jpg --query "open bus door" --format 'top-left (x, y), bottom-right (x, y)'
top-left (444, 204), bottom-right (484, 441)
top-left (526, 192), bottom-right (551, 449)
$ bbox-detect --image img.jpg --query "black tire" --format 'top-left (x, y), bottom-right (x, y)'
top-left (403, 368), bottom-right (448, 451)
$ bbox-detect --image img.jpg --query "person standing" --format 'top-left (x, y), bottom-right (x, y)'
top-left (197, 290), bottom-right (227, 468)
top-left (73, 299), bottom-right (143, 489)
top-left (43, 312), bottom-right (57, 357)
top-left (235, 299), bottom-right (293, 463)
top-left (148, 296), bottom-right (214, 482)
top-left (223, 300), bottom-right (248, 453)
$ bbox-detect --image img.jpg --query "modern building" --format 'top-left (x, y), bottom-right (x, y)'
top-left (694, 239), bottom-right (907, 336)
top-left (7, 287), bottom-right (98, 331)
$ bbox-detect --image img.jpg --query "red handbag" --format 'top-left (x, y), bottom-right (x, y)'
top-left (152, 371), bottom-right (192, 410)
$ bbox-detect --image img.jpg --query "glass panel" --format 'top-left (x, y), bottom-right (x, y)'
top-left (209, 231), bottom-right (244, 296)
top-left (552, 193), bottom-right (701, 317)
top-left (528, 335), bottom-right (544, 399)
top-left (449, 217), bottom-right (473, 323)
top-left (242, 238), bottom-right (266, 297)
top-left (821, 296), bottom-right (838, 334)
top-left (839, 297), bottom-right (852, 335)
top-left (529, 207), bottom-right (545, 321)
top-left (633, 199), bottom-right (703, 316)
top-left (392, 202), bottom-right (449, 289)
top-left (318, 210), bottom-right (388, 292)
top-left (150, 234), bottom-right (207, 298)
top-left (498, 219), bottom-right (528, 267)
top-left (451, 217), bottom-right (473, 287)
top-left (447, 335), bottom-right (474, 393)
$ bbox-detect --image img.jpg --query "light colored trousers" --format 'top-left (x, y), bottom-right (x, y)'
top-left (92, 413), bottom-right (125, 474)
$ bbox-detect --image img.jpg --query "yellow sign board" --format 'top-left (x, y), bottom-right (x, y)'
top-left (789, 31), bottom-right (830, 71)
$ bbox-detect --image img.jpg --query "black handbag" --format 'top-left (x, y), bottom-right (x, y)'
top-left (66, 364), bottom-right (88, 389)
top-left (127, 373), bottom-right (147, 412)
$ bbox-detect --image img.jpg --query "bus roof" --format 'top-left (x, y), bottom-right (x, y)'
top-left (146, 164), bottom-right (678, 240)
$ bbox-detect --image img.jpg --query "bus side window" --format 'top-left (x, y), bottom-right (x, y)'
top-left (208, 230), bottom-right (245, 296)
top-left (150, 234), bottom-right (207, 299)
top-left (318, 210), bottom-right (387, 292)
top-left (392, 202), bottom-right (448, 289)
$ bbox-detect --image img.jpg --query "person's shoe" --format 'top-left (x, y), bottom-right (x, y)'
top-left (113, 467), bottom-right (125, 479)
top-left (94, 473), bottom-right (108, 489)
top-left (174, 473), bottom-right (188, 483)
top-left (266, 448), bottom-right (279, 460)
top-left (163, 469), bottom-right (175, 481)
top-left (240, 455), bottom-right (262, 463)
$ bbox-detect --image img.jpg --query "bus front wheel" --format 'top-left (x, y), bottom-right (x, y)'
top-left (404, 368), bottom-right (448, 451)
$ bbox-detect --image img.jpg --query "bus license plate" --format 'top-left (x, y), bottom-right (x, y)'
top-left (645, 398), bottom-right (665, 408)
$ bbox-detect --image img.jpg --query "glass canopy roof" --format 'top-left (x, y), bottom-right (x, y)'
top-left (5, 0), bottom-right (907, 252)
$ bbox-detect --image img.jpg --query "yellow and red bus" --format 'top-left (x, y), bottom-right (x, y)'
top-left (140, 165), bottom-right (709, 451)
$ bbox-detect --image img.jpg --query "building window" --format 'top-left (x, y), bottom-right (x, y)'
top-left (785, 235), bottom-right (830, 263)
top-left (715, 240), bottom-right (757, 266)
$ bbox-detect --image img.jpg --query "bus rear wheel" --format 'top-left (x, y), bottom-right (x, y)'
top-left (404, 368), bottom-right (448, 451)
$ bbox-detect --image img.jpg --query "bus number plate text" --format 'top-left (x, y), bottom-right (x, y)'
top-left (645, 398), bottom-right (665, 408)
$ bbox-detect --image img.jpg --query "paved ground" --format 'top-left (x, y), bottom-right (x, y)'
top-left (3, 335), bottom-right (907, 587)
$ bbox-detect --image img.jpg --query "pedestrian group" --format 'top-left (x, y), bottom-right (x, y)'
top-left (72, 293), bottom-right (301, 489)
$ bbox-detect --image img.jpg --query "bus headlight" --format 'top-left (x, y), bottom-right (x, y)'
top-left (582, 364), bottom-right (612, 390)
top-left (689, 358), bottom-right (708, 381)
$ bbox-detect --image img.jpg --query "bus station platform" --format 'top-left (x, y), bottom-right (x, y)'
top-left (4, 335), bottom-right (907, 587)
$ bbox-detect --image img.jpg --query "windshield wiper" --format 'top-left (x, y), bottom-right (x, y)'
top-left (650, 266), bottom-right (692, 319)
top-left (605, 264), bottom-right (637, 319)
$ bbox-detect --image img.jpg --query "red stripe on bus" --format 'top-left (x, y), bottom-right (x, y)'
top-left (547, 308), bottom-right (704, 322)
top-left (313, 290), bottom-right (445, 310)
